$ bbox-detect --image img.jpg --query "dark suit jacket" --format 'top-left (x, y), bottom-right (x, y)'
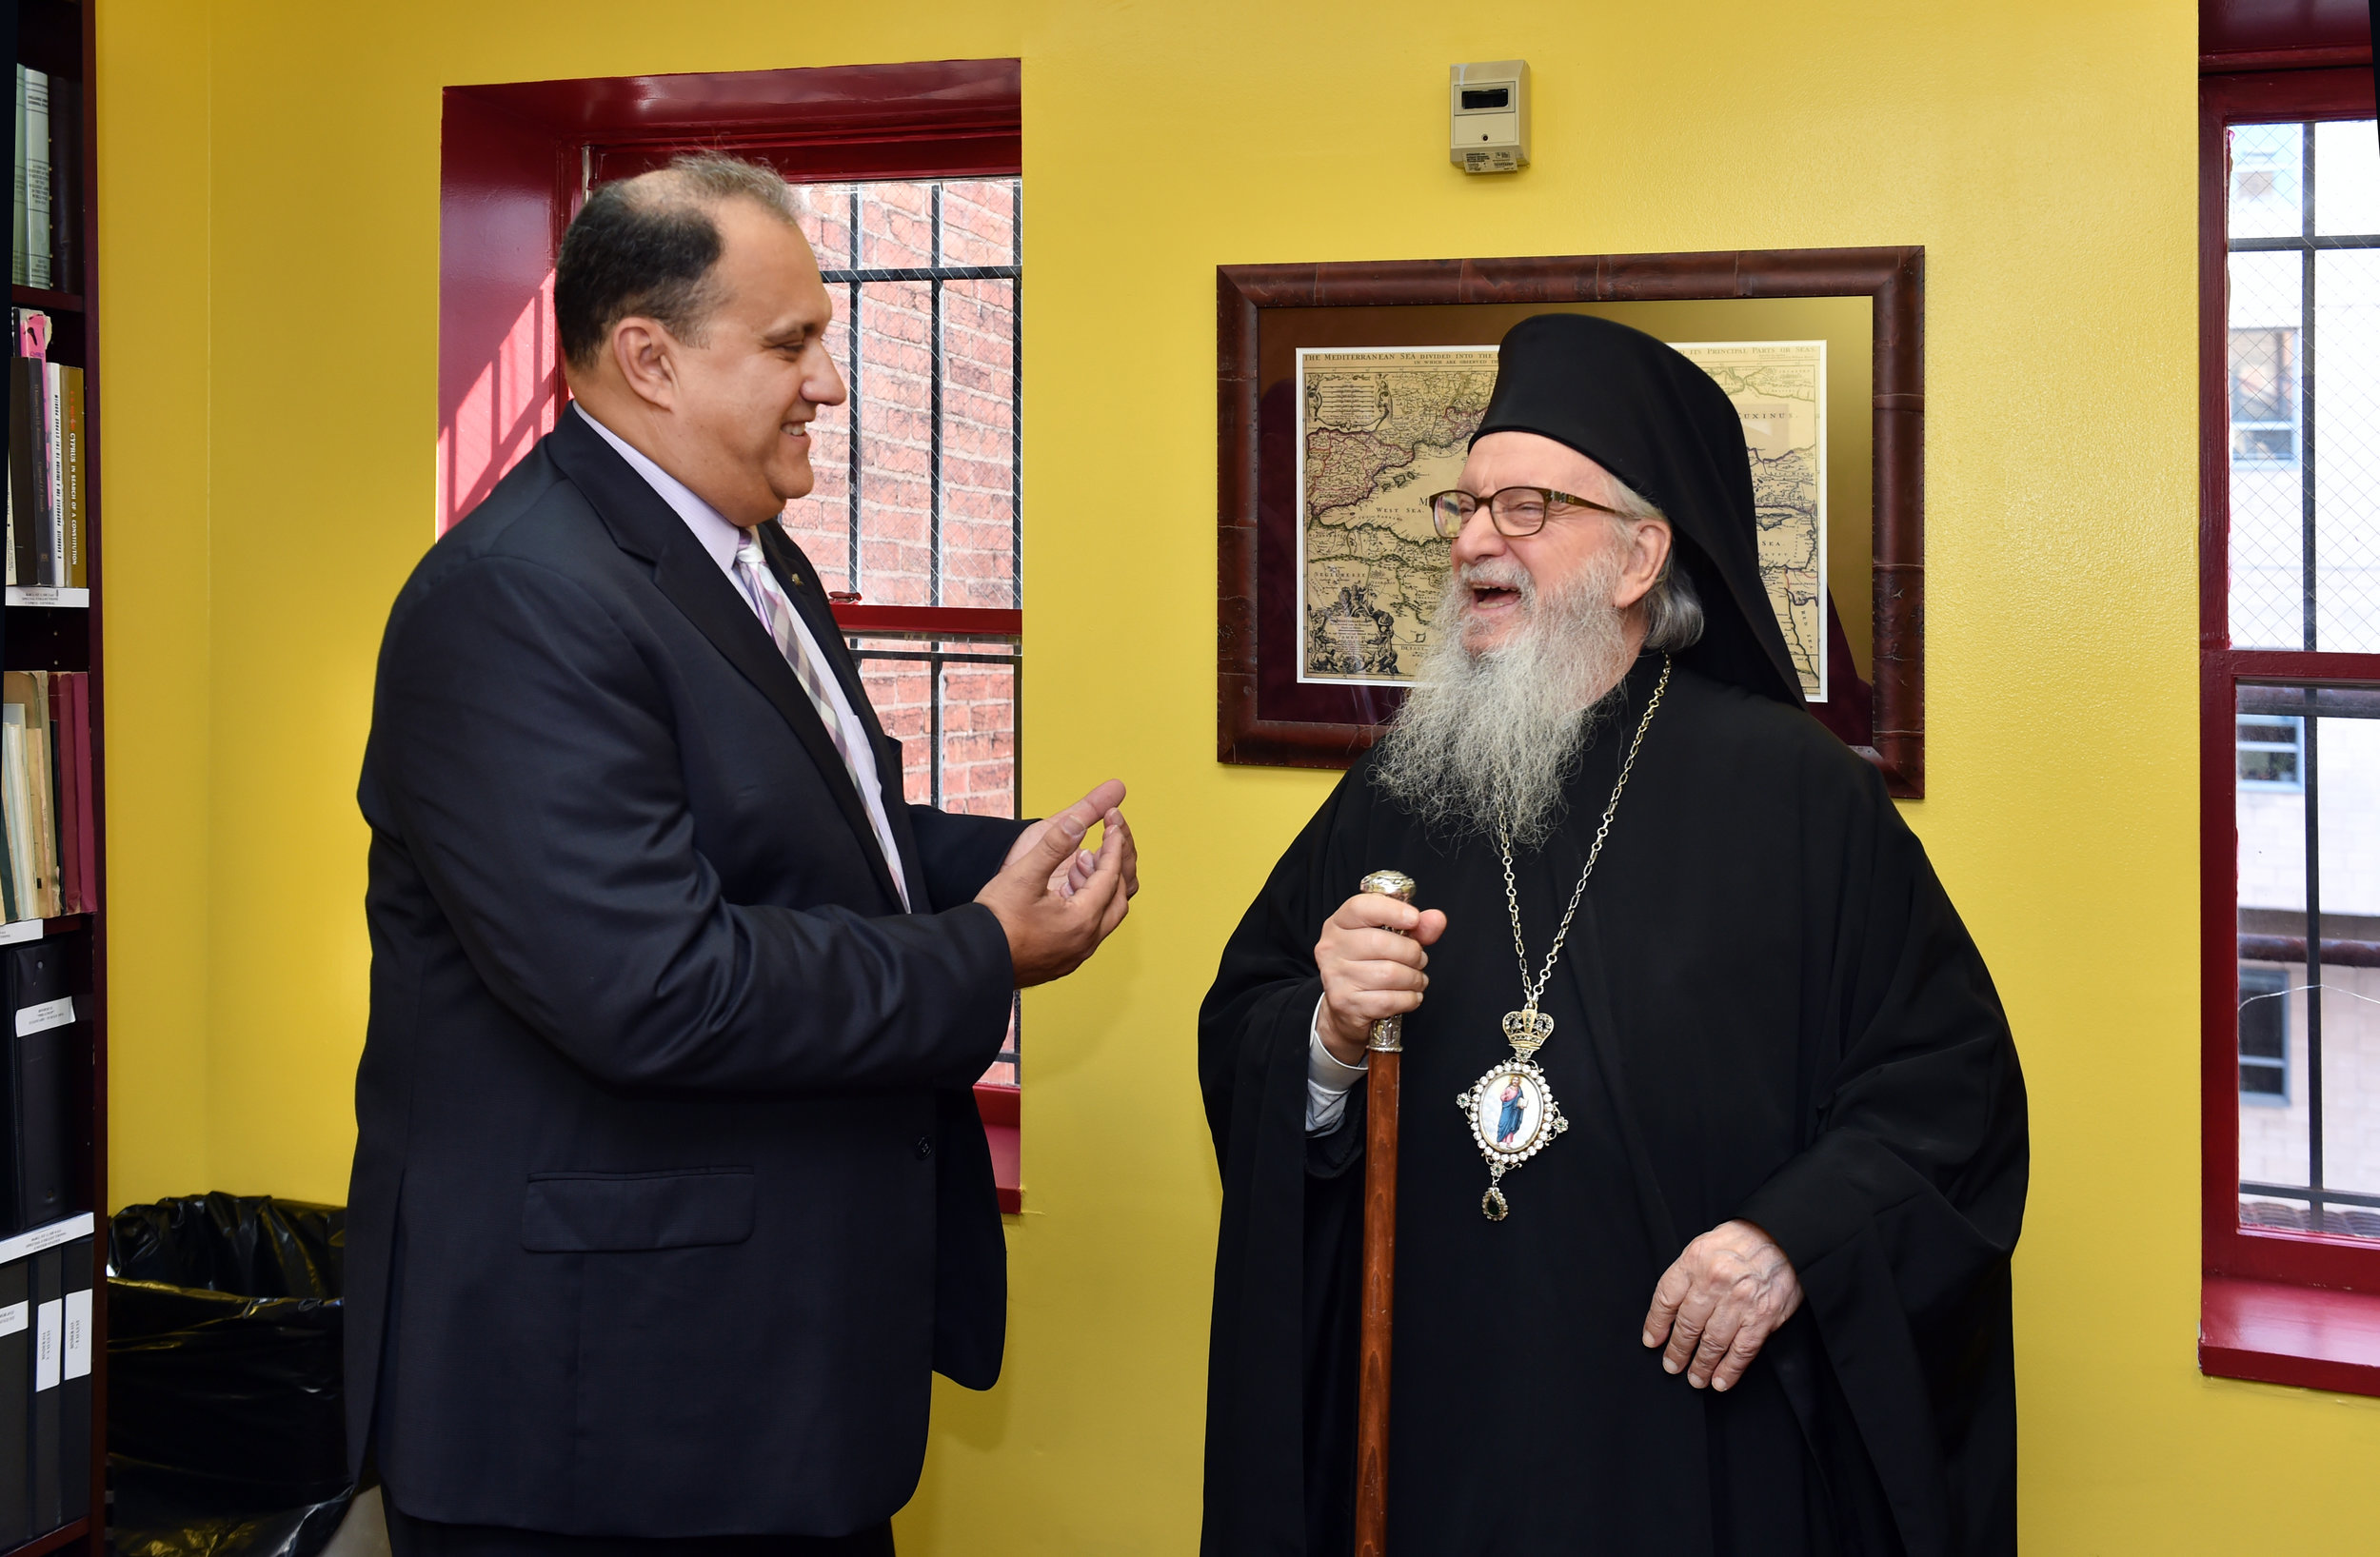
top-left (348, 410), bottom-right (1027, 1537)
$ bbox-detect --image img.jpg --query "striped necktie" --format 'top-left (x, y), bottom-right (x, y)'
top-left (731, 532), bottom-right (909, 908)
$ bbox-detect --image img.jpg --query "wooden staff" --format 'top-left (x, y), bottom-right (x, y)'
top-left (1354, 868), bottom-right (1417, 1557)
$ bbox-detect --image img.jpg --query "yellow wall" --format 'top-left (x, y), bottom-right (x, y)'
top-left (91, 0), bottom-right (2380, 1548)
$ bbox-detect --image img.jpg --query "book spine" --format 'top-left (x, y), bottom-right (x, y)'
top-left (55, 1238), bottom-right (88, 1522)
top-left (26, 366), bottom-right (51, 591)
top-left (4, 363), bottom-right (31, 595)
top-left (11, 69), bottom-right (26, 289)
top-left (57, 369), bottom-right (78, 590)
top-left (10, 728), bottom-right (28, 926)
top-left (3, 679), bottom-right (50, 922)
top-left (43, 681), bottom-right (71, 918)
top-left (0, 717), bottom-right (29, 922)
top-left (20, 71), bottom-right (46, 294)
top-left (4, 311), bottom-right (11, 587)
top-left (27, 1247), bottom-right (56, 1534)
top-left (0, 1259), bottom-right (30, 1544)
top-left (0, 766), bottom-right (16, 925)
top-left (0, 721), bottom-right (16, 925)
top-left (67, 680), bottom-right (89, 915)
top-left (46, 79), bottom-right (76, 298)
top-left (43, 716), bottom-right (58, 920)
top-left (42, 365), bottom-right (61, 591)
top-left (30, 692), bottom-right (56, 920)
top-left (11, 1035), bottom-right (68, 1232)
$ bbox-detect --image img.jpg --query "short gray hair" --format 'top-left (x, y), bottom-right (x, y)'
top-left (555, 152), bottom-right (805, 371)
top-left (1602, 477), bottom-right (1706, 653)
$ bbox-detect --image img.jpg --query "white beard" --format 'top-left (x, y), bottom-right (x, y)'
top-left (1371, 547), bottom-right (1637, 846)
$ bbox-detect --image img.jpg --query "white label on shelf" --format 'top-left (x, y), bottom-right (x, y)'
top-left (32, 1298), bottom-right (58, 1390)
top-left (13, 996), bottom-right (71, 1036)
top-left (62, 1289), bottom-right (88, 1379)
top-left (0, 1212), bottom-right (94, 1268)
top-left (0, 1301), bottom-right (25, 1337)
top-left (2, 586), bottom-right (88, 608)
top-left (0, 920), bottom-right (43, 946)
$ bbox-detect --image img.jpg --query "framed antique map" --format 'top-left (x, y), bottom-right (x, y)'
top-left (1295, 346), bottom-right (1497, 686)
top-left (1218, 247), bottom-right (1925, 796)
top-left (1294, 340), bottom-right (1831, 702)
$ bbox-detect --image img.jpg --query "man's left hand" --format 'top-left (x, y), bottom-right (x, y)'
top-left (1004, 808), bottom-right (1140, 902)
top-left (1640, 1219), bottom-right (1802, 1391)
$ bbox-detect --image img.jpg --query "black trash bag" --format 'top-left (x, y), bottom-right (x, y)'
top-left (110, 1193), bottom-right (343, 1300)
top-left (107, 1194), bottom-right (359, 1557)
top-left (110, 1497), bottom-right (357, 1557)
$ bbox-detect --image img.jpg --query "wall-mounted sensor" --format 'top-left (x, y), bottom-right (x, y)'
top-left (1450, 60), bottom-right (1530, 173)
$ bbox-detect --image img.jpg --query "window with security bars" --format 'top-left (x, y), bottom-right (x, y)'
top-left (2212, 112), bottom-right (2380, 1261)
top-left (778, 176), bottom-right (1024, 1084)
top-left (2231, 684), bottom-right (2380, 1240)
top-left (2239, 966), bottom-right (2291, 1104)
top-left (2225, 120), bottom-right (2380, 653)
top-left (2236, 714), bottom-right (2304, 788)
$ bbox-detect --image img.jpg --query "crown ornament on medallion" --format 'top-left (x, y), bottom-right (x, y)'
top-left (1500, 1007), bottom-right (1554, 1059)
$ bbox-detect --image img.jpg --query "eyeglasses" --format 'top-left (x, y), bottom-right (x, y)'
top-left (1425, 485), bottom-right (1624, 540)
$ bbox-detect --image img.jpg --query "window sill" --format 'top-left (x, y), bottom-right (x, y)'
top-left (975, 1081), bottom-right (1021, 1215)
top-left (2201, 1275), bottom-right (2380, 1395)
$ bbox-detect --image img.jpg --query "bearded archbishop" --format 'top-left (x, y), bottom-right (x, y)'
top-left (1199, 315), bottom-right (2027, 1557)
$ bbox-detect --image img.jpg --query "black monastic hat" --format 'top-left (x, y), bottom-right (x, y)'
top-left (1471, 313), bottom-right (1803, 708)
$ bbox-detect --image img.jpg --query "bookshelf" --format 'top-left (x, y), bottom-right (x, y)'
top-left (5, 0), bottom-right (102, 1553)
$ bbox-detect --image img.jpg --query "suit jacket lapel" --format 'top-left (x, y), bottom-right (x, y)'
top-left (546, 413), bottom-right (906, 910)
top-left (755, 523), bottom-right (936, 912)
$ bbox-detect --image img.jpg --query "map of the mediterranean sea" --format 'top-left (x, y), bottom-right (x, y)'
top-left (1672, 340), bottom-right (1829, 702)
top-left (1296, 338), bottom-right (1827, 701)
top-left (1297, 347), bottom-right (1497, 684)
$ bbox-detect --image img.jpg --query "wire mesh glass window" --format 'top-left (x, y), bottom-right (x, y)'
top-left (2234, 684), bottom-right (2380, 1240)
top-left (2223, 116), bottom-right (2380, 1244)
top-left (2226, 120), bottom-right (2380, 653)
top-left (780, 175), bottom-right (1024, 1084)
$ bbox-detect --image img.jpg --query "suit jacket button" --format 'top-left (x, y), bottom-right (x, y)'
top-left (915, 1135), bottom-right (934, 1160)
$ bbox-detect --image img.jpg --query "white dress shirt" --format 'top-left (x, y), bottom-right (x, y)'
top-left (576, 404), bottom-right (911, 909)
top-left (1306, 996), bottom-right (1368, 1133)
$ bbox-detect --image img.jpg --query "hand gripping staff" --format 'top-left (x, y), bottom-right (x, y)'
top-left (1353, 869), bottom-right (1417, 1557)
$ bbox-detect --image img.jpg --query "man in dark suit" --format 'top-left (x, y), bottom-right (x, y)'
top-left (348, 152), bottom-right (1138, 1555)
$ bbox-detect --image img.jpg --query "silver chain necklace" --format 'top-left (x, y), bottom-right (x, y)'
top-left (1457, 656), bottom-right (1671, 1220)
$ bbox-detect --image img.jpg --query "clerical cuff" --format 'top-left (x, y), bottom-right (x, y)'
top-left (1306, 999), bottom-right (1369, 1094)
top-left (1303, 997), bottom-right (1368, 1136)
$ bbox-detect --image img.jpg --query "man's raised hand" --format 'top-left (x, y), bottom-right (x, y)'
top-left (978, 780), bottom-right (1137, 987)
top-left (1640, 1219), bottom-right (1803, 1391)
top-left (1314, 892), bottom-right (1449, 1065)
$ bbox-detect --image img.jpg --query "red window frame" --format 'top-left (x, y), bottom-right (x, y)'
top-left (2197, 59), bottom-right (2380, 1389)
top-left (438, 60), bottom-right (1025, 1212)
top-left (438, 60), bottom-right (1021, 535)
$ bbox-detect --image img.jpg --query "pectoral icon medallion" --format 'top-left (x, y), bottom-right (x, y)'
top-left (1458, 1006), bottom-right (1567, 1220)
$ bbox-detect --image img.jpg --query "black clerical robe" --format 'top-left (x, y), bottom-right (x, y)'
top-left (1199, 656), bottom-right (2026, 1557)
